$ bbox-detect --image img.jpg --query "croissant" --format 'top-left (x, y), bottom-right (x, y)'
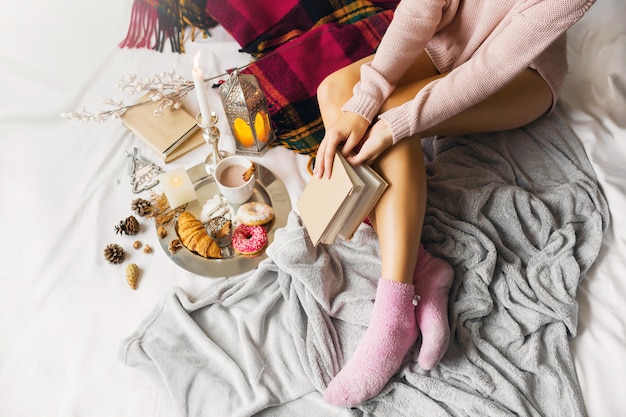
top-left (176, 212), bottom-right (222, 259)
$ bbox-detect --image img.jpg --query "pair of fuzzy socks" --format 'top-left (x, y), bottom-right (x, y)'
top-left (324, 245), bottom-right (453, 407)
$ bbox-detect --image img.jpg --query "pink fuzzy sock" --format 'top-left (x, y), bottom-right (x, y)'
top-left (324, 278), bottom-right (417, 407)
top-left (413, 245), bottom-right (454, 370)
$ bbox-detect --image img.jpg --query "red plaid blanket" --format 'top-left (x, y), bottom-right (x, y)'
top-left (121, 0), bottom-right (399, 156)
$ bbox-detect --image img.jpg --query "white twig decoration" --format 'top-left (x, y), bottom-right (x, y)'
top-left (61, 70), bottom-right (224, 123)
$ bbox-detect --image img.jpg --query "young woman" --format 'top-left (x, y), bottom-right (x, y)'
top-left (315, 0), bottom-right (597, 407)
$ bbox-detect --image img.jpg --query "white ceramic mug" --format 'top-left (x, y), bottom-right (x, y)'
top-left (214, 155), bottom-right (255, 204)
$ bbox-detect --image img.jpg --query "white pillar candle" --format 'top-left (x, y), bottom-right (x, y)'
top-left (158, 166), bottom-right (197, 209)
top-left (192, 51), bottom-right (212, 124)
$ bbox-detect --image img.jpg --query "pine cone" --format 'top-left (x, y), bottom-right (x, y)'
top-left (115, 215), bottom-right (140, 236)
top-left (125, 215), bottom-right (140, 234)
top-left (131, 198), bottom-right (152, 217)
top-left (125, 263), bottom-right (140, 290)
top-left (104, 243), bottom-right (125, 264)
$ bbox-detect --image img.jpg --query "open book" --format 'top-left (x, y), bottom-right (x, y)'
top-left (297, 152), bottom-right (388, 246)
top-left (120, 96), bottom-right (204, 163)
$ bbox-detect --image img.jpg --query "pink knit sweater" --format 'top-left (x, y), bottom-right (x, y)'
top-left (342, 0), bottom-right (596, 143)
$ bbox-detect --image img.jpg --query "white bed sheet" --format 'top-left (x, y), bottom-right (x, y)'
top-left (0, 0), bottom-right (623, 416)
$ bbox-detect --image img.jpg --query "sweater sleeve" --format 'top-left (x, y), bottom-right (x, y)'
top-left (341, 0), bottom-right (449, 122)
top-left (379, 0), bottom-right (597, 143)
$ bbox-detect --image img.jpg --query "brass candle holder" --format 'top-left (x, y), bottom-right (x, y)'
top-left (196, 111), bottom-right (230, 175)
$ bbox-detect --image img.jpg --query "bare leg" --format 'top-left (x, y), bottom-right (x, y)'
top-left (370, 136), bottom-right (426, 284)
top-left (318, 50), bottom-right (552, 284)
top-left (318, 54), bottom-right (433, 407)
top-left (384, 67), bottom-right (553, 137)
top-left (317, 50), bottom-right (438, 286)
top-left (317, 51), bottom-right (552, 406)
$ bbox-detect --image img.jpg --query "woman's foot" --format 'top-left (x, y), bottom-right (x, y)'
top-left (324, 278), bottom-right (418, 407)
top-left (413, 245), bottom-right (454, 370)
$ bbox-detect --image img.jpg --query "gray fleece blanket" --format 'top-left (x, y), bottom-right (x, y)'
top-left (120, 109), bottom-right (609, 417)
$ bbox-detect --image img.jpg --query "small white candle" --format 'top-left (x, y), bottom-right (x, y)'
top-left (192, 51), bottom-right (212, 125)
top-left (158, 166), bottom-right (197, 209)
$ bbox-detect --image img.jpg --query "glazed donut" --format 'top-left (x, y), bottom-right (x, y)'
top-left (231, 224), bottom-right (268, 256)
top-left (237, 201), bottom-right (274, 226)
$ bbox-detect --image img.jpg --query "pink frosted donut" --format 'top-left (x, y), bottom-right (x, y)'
top-left (231, 224), bottom-right (268, 256)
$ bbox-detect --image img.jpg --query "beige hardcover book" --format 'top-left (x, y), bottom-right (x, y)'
top-left (120, 96), bottom-right (204, 163)
top-left (297, 152), bottom-right (388, 246)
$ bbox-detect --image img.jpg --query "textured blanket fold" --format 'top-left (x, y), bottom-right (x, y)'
top-left (120, 110), bottom-right (609, 416)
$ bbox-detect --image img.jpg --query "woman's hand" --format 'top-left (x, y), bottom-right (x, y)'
top-left (345, 118), bottom-right (393, 167)
top-left (314, 112), bottom-right (370, 178)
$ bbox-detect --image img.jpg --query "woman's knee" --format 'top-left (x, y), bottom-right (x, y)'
top-left (317, 68), bottom-right (358, 109)
top-left (317, 56), bottom-right (372, 108)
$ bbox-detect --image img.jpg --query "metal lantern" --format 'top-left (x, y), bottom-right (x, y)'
top-left (219, 70), bottom-right (276, 156)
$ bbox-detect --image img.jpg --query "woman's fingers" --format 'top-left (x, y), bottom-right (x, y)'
top-left (315, 112), bottom-right (371, 178)
top-left (346, 119), bottom-right (394, 166)
top-left (314, 140), bottom-right (327, 177)
top-left (315, 129), bottom-right (341, 178)
top-left (322, 130), bottom-right (342, 178)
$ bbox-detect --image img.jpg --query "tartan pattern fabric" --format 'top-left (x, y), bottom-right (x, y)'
top-left (238, 10), bottom-right (396, 155)
top-left (120, 0), bottom-right (218, 53)
top-left (207, 0), bottom-right (398, 156)
top-left (205, 0), bottom-right (399, 57)
top-left (120, 0), bottom-right (399, 156)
